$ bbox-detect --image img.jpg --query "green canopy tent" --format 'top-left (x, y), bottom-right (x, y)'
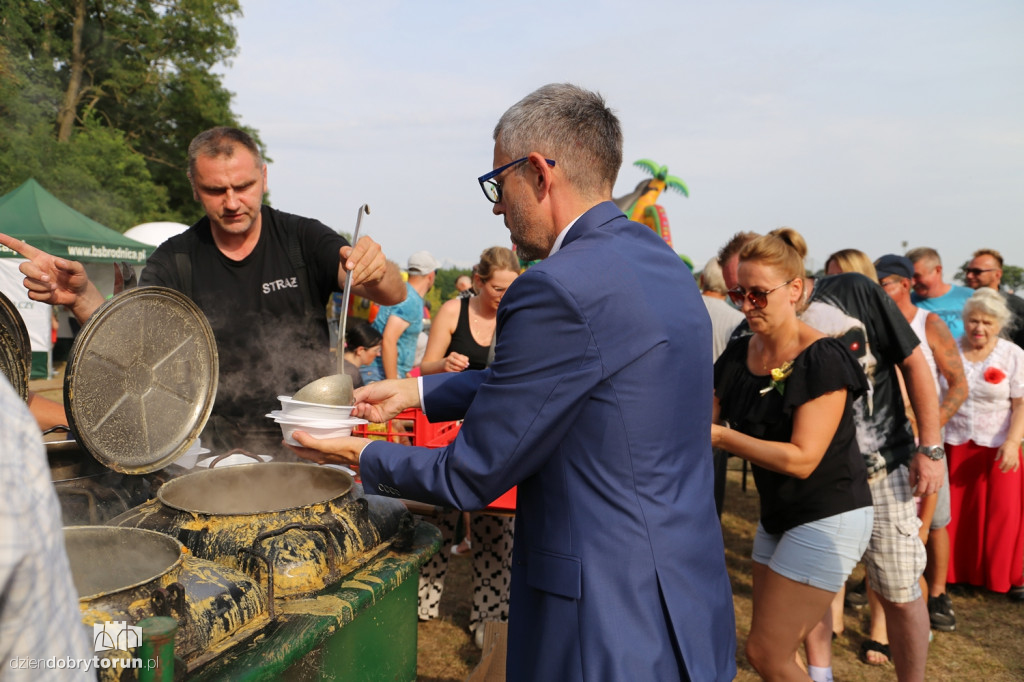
top-left (0, 179), bottom-right (155, 378)
top-left (0, 178), bottom-right (153, 265)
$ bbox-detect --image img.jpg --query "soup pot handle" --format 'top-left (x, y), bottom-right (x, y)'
top-left (237, 523), bottom-right (339, 620)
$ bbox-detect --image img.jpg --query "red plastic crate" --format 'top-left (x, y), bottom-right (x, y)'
top-left (352, 408), bottom-right (461, 447)
top-left (353, 408), bottom-right (517, 512)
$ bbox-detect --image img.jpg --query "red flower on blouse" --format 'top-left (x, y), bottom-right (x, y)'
top-left (984, 367), bottom-right (1007, 384)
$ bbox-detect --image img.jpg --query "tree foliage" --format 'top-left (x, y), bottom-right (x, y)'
top-left (418, 266), bottom-right (473, 316)
top-left (0, 0), bottom-right (258, 230)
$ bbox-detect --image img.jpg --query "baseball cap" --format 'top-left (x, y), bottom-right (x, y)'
top-left (874, 254), bottom-right (914, 280)
top-left (407, 250), bottom-right (440, 275)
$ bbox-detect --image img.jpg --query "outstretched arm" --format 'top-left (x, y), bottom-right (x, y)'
top-left (341, 235), bottom-right (406, 305)
top-left (0, 233), bottom-right (106, 323)
top-left (289, 377), bottom-right (422, 466)
top-left (351, 378), bottom-right (421, 423)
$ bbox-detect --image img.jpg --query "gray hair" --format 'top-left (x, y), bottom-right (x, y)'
top-left (493, 83), bottom-right (622, 199)
top-left (905, 246), bottom-right (941, 267)
top-left (187, 127), bottom-right (263, 180)
top-left (962, 287), bottom-right (1013, 333)
top-left (700, 257), bottom-right (729, 295)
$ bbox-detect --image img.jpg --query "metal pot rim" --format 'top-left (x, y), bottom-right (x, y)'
top-left (156, 462), bottom-right (353, 516)
top-left (64, 526), bottom-right (185, 601)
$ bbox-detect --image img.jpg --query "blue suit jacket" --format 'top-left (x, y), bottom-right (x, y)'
top-left (360, 202), bottom-right (736, 681)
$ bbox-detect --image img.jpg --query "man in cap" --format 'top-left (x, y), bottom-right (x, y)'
top-left (876, 253), bottom-right (967, 634)
top-left (363, 250), bottom-right (439, 381)
top-left (963, 248), bottom-right (1024, 348)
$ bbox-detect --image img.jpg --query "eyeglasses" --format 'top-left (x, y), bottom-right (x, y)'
top-left (478, 157), bottom-right (556, 203)
top-left (965, 268), bottom-right (996, 277)
top-left (727, 279), bottom-right (795, 309)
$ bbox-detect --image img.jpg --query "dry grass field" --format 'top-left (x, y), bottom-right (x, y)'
top-left (417, 467), bottom-right (1024, 681)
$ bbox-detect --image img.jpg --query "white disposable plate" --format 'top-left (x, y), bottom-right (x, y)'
top-left (323, 464), bottom-right (357, 477)
top-left (265, 411), bottom-right (367, 427)
top-left (278, 395), bottom-right (355, 416)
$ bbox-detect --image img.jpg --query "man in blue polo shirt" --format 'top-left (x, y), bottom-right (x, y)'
top-left (906, 247), bottom-right (973, 340)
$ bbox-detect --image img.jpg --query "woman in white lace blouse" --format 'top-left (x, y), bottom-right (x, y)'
top-left (941, 288), bottom-right (1024, 599)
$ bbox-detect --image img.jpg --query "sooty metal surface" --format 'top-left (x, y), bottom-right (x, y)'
top-left (0, 289), bottom-right (29, 400)
top-left (64, 287), bottom-right (218, 474)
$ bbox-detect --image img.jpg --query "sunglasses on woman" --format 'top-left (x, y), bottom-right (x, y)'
top-left (727, 279), bottom-right (794, 309)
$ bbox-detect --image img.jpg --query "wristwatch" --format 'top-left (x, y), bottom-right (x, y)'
top-left (916, 444), bottom-right (945, 461)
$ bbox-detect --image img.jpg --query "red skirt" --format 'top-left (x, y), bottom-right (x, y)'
top-left (946, 440), bottom-right (1024, 593)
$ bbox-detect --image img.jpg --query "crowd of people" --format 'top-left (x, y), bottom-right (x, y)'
top-left (1, 82), bottom-right (1022, 682)
top-left (708, 236), bottom-right (1023, 680)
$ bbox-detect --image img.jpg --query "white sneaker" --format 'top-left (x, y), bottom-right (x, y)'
top-left (450, 538), bottom-right (472, 556)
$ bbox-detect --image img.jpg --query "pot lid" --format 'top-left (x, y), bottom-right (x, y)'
top-left (64, 286), bottom-right (218, 474)
top-left (0, 289), bottom-right (30, 401)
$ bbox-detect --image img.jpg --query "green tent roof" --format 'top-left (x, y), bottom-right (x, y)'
top-left (0, 179), bottom-right (153, 264)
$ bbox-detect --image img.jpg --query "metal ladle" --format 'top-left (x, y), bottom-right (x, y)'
top-left (291, 204), bottom-right (370, 406)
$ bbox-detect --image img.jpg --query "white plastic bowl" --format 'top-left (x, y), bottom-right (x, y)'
top-left (175, 438), bottom-right (210, 469)
top-left (277, 419), bottom-right (366, 447)
top-left (278, 395), bottom-right (356, 420)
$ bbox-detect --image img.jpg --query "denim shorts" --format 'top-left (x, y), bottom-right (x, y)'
top-left (752, 506), bottom-right (874, 593)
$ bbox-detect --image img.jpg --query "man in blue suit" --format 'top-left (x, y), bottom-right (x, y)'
top-left (292, 83), bottom-right (736, 681)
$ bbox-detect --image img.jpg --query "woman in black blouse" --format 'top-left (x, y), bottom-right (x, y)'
top-left (712, 228), bottom-right (873, 681)
top-left (419, 246), bottom-right (520, 375)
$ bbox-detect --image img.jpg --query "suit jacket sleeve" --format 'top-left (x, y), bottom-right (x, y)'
top-left (358, 268), bottom-right (600, 509)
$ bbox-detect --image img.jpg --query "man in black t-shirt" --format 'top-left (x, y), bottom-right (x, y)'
top-left (803, 273), bottom-right (944, 682)
top-left (1, 127), bottom-right (406, 452)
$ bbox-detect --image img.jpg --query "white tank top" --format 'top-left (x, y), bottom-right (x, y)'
top-left (910, 307), bottom-right (940, 394)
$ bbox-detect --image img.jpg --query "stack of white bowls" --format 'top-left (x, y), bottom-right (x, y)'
top-left (176, 437), bottom-right (211, 469)
top-left (268, 395), bottom-right (367, 446)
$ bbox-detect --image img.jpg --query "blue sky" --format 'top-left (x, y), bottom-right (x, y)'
top-left (220, 1), bottom-right (1023, 274)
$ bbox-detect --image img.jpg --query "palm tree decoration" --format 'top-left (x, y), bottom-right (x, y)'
top-left (613, 159), bottom-right (689, 248)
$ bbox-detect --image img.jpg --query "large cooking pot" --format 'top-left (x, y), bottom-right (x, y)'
top-left (44, 426), bottom-right (155, 525)
top-left (65, 526), bottom-right (268, 666)
top-left (158, 461), bottom-right (353, 515)
top-left (111, 463), bottom-right (411, 599)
